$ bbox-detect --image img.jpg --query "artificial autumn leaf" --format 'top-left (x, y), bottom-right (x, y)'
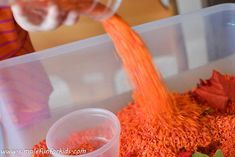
top-left (125, 152), bottom-right (136, 157)
top-left (192, 152), bottom-right (209, 157)
top-left (214, 149), bottom-right (224, 157)
top-left (196, 141), bottom-right (221, 155)
top-left (192, 70), bottom-right (235, 111)
top-left (177, 151), bottom-right (192, 157)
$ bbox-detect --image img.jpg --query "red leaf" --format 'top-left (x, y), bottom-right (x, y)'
top-left (125, 152), bottom-right (136, 157)
top-left (177, 151), bottom-right (192, 157)
top-left (192, 70), bottom-right (235, 111)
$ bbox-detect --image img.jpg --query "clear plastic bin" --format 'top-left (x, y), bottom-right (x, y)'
top-left (0, 3), bottom-right (235, 157)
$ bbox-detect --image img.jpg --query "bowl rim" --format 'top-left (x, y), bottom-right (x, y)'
top-left (46, 108), bottom-right (121, 157)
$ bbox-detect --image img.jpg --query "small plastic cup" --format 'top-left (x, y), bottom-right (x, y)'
top-left (46, 108), bottom-right (121, 157)
top-left (8, 0), bottom-right (122, 31)
top-left (90, 0), bottom-right (122, 20)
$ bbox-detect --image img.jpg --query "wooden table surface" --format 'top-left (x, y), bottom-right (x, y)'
top-left (29, 0), bottom-right (177, 51)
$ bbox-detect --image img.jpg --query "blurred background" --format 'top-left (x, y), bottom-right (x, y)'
top-left (29, 0), bottom-right (234, 51)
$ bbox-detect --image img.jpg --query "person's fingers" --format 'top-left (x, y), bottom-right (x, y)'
top-left (11, 1), bottom-right (81, 31)
top-left (11, 1), bottom-right (62, 32)
top-left (63, 10), bottom-right (80, 26)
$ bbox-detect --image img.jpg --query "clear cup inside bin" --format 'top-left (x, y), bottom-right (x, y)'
top-left (46, 108), bottom-right (120, 157)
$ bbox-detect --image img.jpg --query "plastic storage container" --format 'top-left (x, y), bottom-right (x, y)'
top-left (0, 3), bottom-right (235, 157)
